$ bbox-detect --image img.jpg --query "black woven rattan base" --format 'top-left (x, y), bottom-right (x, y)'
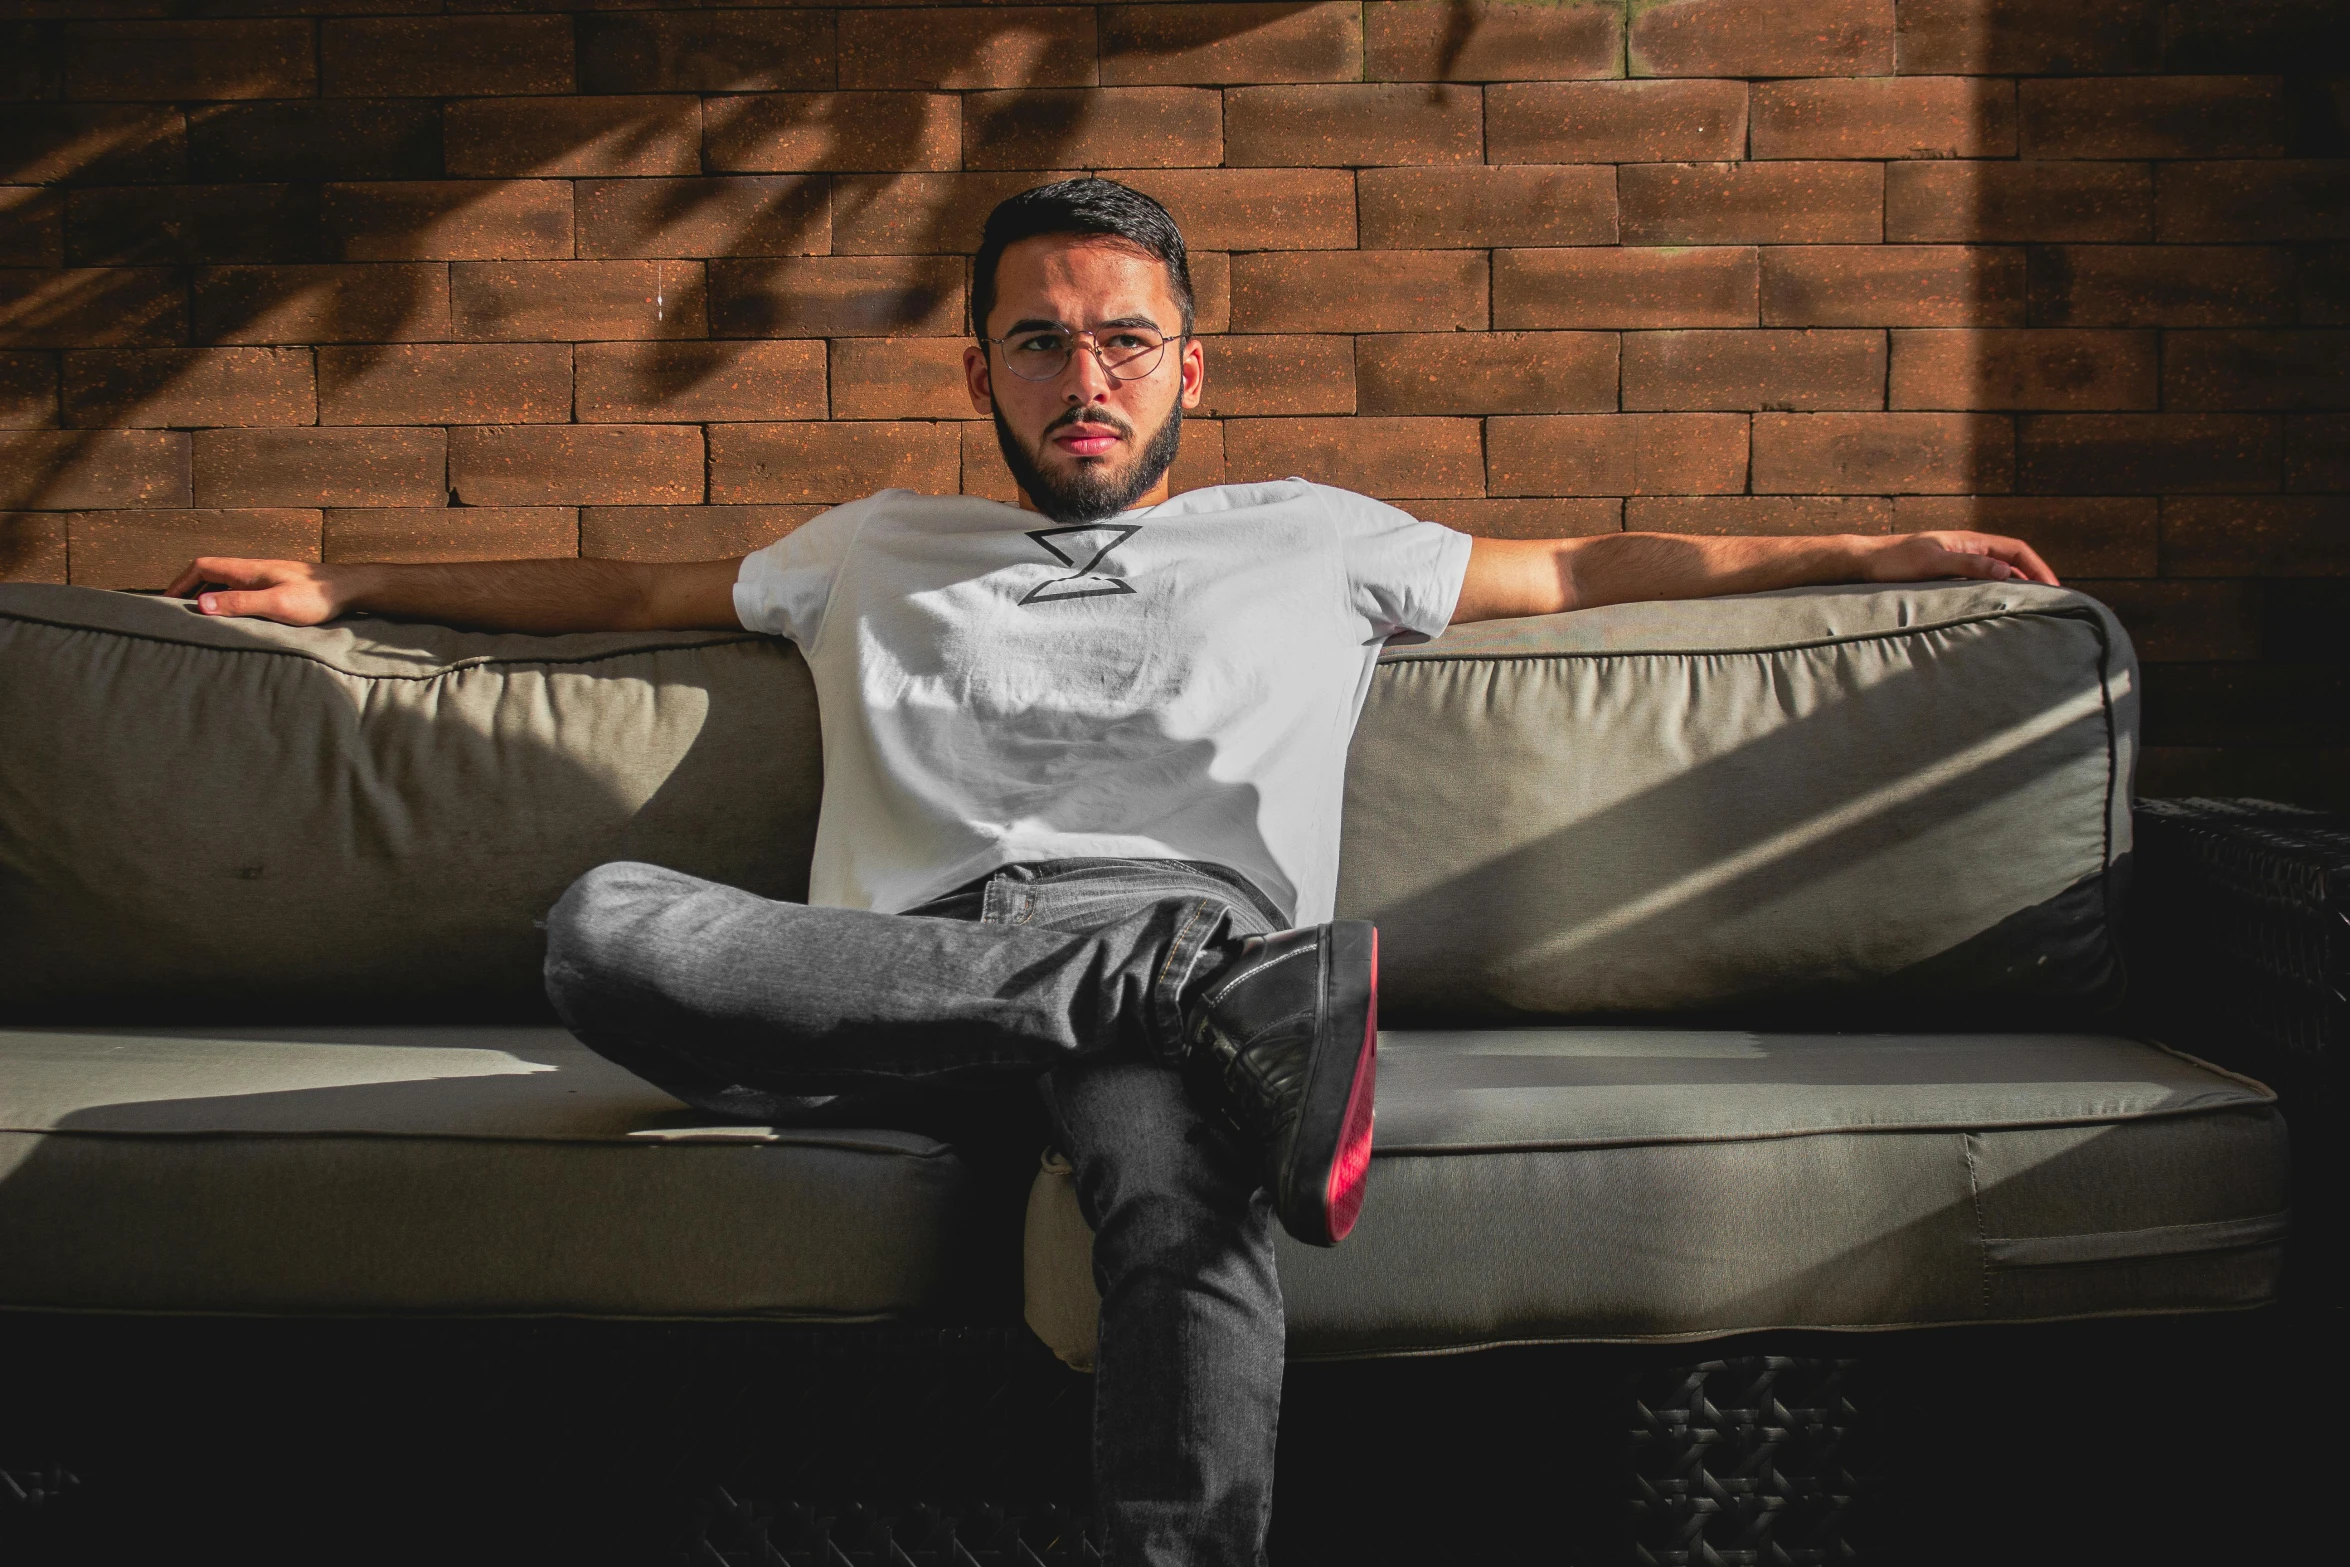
top-left (1629, 1357), bottom-right (1858, 1567)
top-left (684, 1495), bottom-right (1102, 1566)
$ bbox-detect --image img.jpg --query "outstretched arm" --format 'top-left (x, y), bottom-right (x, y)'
top-left (163, 555), bottom-right (746, 634)
top-left (1450, 530), bottom-right (2059, 625)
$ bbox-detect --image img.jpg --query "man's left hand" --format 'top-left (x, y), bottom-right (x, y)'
top-left (1862, 530), bottom-right (2059, 587)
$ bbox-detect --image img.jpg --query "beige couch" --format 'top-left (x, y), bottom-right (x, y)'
top-left (0, 580), bottom-right (2287, 1356)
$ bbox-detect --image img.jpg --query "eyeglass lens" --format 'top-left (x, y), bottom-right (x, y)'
top-left (1001, 327), bottom-right (1169, 382)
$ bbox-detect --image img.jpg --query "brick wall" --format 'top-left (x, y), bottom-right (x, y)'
top-left (3, 1), bottom-right (2344, 804)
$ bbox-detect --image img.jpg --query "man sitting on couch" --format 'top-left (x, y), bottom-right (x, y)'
top-left (169, 178), bottom-right (2054, 1567)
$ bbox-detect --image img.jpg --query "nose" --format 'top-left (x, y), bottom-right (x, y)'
top-left (1063, 335), bottom-right (1117, 404)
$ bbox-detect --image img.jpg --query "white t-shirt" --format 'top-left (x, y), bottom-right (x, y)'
top-left (733, 481), bottom-right (1473, 925)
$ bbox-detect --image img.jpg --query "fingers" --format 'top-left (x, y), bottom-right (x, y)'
top-left (193, 589), bottom-right (282, 621)
top-left (1991, 536), bottom-right (2060, 586)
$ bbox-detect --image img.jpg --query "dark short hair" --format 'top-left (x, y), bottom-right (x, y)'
top-left (970, 177), bottom-right (1194, 342)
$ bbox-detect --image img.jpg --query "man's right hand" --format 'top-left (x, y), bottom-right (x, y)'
top-left (167, 557), bottom-right (367, 626)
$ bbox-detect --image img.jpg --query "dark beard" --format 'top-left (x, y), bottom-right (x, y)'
top-left (992, 401), bottom-right (1184, 524)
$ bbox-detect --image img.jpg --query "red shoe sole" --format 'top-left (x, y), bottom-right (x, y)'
top-left (1322, 926), bottom-right (1378, 1243)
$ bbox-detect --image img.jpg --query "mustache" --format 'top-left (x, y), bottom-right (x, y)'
top-left (1044, 405), bottom-right (1135, 440)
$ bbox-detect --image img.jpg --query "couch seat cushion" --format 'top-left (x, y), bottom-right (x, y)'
top-left (1024, 1029), bottom-right (2288, 1366)
top-left (0, 1026), bottom-right (974, 1321)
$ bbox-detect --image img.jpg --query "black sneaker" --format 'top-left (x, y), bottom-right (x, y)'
top-left (1181, 921), bottom-right (1379, 1247)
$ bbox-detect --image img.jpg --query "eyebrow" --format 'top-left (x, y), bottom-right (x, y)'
top-left (1002, 315), bottom-right (1166, 335)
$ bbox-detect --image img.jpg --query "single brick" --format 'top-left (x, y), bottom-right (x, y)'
top-left (187, 101), bottom-right (441, 185)
top-left (1104, 4), bottom-right (1362, 85)
top-left (451, 261), bottom-right (708, 342)
top-left (325, 181), bottom-right (572, 263)
top-left (1626, 495), bottom-right (1896, 535)
top-left (1895, 0), bottom-right (2161, 75)
top-left (2160, 161), bottom-right (2350, 243)
top-left (450, 425), bottom-right (703, 507)
top-left (1, 104), bottom-right (185, 184)
top-left (69, 509), bottom-right (319, 591)
top-left (577, 340), bottom-right (827, 423)
top-left (1750, 78), bottom-right (2016, 160)
top-left (2298, 245), bottom-right (2349, 323)
top-left (0, 268), bottom-right (184, 349)
top-left (1487, 80), bottom-right (1746, 163)
top-left (1888, 329), bottom-right (2157, 410)
top-left (321, 17), bottom-right (574, 99)
top-left (1364, 1), bottom-right (1623, 83)
top-left (1, 513), bottom-right (68, 584)
top-left (1620, 163), bottom-right (1883, 245)
top-left (1, 187), bottom-right (61, 268)
top-left (61, 19), bottom-right (316, 102)
top-left (832, 337), bottom-right (977, 420)
top-left (1632, 0), bottom-right (1894, 77)
top-left (2165, 0), bottom-right (2346, 72)
top-left (68, 184), bottom-right (320, 266)
top-left (1230, 251), bottom-right (1486, 333)
top-left (1625, 329), bottom-right (1887, 412)
top-left (1497, 247), bottom-right (1757, 329)
top-left (1106, 168), bottom-right (1355, 251)
top-left (1, 429), bottom-right (190, 508)
top-left (579, 176), bottom-right (829, 260)
top-left (1891, 495), bottom-right (2157, 576)
top-left (0, 351), bottom-right (55, 429)
top-left (840, 8), bottom-right (1097, 90)
top-left (1359, 166), bottom-right (1615, 249)
top-left (1886, 162), bottom-right (2152, 243)
top-left (1397, 497), bottom-right (1624, 537)
top-left (2286, 414), bottom-right (2350, 492)
top-left (446, 96), bottom-right (702, 179)
top-left (965, 88), bottom-right (1221, 170)
top-left (2017, 413), bottom-right (2280, 494)
top-left (833, 171), bottom-right (1087, 255)
top-left (2161, 495), bottom-right (2350, 575)
top-left (581, 504), bottom-right (819, 562)
top-left (1488, 413), bottom-right (1750, 496)
top-left (962, 420), bottom-right (1020, 503)
top-left (2051, 578), bottom-right (2262, 662)
top-left (1751, 412), bottom-right (2014, 494)
top-left (2139, 665), bottom-right (2350, 751)
top-left (1763, 246), bottom-right (2024, 327)
top-left (319, 344), bottom-right (573, 426)
top-left (711, 257), bottom-right (965, 338)
top-left (195, 428), bottom-right (446, 508)
top-left (1195, 334), bottom-right (1354, 418)
top-left (578, 11), bottom-right (835, 94)
top-left (1358, 331), bottom-right (1617, 415)
top-left (2164, 330), bottom-right (2350, 411)
top-left (195, 264), bottom-right (449, 346)
top-left (2026, 245), bottom-right (2298, 327)
top-left (705, 93), bottom-right (961, 174)
top-left (1225, 416), bottom-right (1483, 496)
top-left (711, 421), bottom-right (961, 504)
top-left (64, 347), bottom-right (316, 429)
top-left (1193, 252), bottom-right (1232, 333)
top-left (323, 506), bottom-right (578, 565)
top-left (2019, 76), bottom-right (2290, 159)
top-left (1226, 84), bottom-right (1481, 167)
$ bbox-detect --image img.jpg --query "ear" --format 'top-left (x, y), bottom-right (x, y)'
top-left (963, 343), bottom-right (994, 415)
top-left (1178, 334), bottom-right (1205, 411)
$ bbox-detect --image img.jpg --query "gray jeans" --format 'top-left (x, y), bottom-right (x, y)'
top-left (543, 857), bottom-right (1287, 1567)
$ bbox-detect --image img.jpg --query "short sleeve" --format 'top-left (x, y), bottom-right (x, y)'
top-left (732, 496), bottom-right (871, 646)
top-left (1312, 484), bottom-right (1473, 644)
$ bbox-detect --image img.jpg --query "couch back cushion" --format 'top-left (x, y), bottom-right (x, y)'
top-left (1340, 581), bottom-right (2135, 1020)
top-left (1, 580), bottom-right (2133, 1021)
top-left (1, 586), bottom-right (819, 1019)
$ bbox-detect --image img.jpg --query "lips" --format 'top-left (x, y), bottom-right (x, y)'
top-left (1053, 426), bottom-right (1123, 458)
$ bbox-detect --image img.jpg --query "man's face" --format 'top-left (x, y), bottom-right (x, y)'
top-left (963, 235), bottom-right (1207, 522)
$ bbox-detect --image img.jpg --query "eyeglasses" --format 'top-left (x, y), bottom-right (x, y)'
top-left (982, 323), bottom-right (1179, 383)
